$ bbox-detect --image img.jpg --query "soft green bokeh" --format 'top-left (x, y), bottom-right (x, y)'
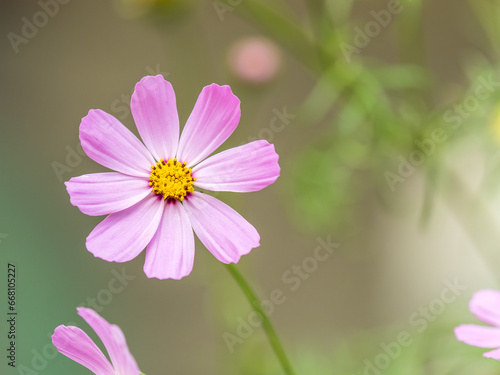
top-left (2, 0), bottom-right (500, 374)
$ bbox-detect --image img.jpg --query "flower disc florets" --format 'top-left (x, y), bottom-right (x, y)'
top-left (149, 158), bottom-right (195, 201)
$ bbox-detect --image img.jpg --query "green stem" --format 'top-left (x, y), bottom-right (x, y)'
top-left (225, 263), bottom-right (297, 375)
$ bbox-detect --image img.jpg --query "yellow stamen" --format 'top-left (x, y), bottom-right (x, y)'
top-left (149, 158), bottom-right (195, 201)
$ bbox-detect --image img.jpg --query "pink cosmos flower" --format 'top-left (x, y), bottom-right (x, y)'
top-left (66, 75), bottom-right (280, 280)
top-left (455, 289), bottom-right (500, 360)
top-left (52, 307), bottom-right (141, 375)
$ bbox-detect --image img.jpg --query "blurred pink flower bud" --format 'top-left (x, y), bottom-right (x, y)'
top-left (228, 37), bottom-right (282, 84)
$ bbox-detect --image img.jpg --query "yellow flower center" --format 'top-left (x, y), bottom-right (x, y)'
top-left (149, 158), bottom-right (195, 201)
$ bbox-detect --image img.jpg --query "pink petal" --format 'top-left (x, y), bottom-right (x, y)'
top-left (86, 195), bottom-right (165, 262)
top-left (80, 109), bottom-right (155, 178)
top-left (470, 289), bottom-right (500, 326)
top-left (65, 173), bottom-right (151, 216)
top-left (182, 192), bottom-right (260, 263)
top-left (455, 324), bottom-right (500, 348)
top-left (52, 325), bottom-right (114, 375)
top-left (192, 140), bottom-right (280, 192)
top-left (483, 348), bottom-right (500, 360)
top-left (176, 84), bottom-right (240, 166)
top-left (131, 75), bottom-right (179, 161)
top-left (144, 201), bottom-right (195, 280)
top-left (77, 307), bottom-right (141, 375)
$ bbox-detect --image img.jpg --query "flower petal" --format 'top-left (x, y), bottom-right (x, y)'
top-left (131, 75), bottom-right (179, 161)
top-left (52, 325), bottom-right (114, 375)
top-left (192, 140), bottom-right (280, 192)
top-left (80, 109), bottom-right (155, 178)
top-left (176, 84), bottom-right (240, 166)
top-left (182, 192), bottom-right (260, 263)
top-left (484, 348), bottom-right (500, 360)
top-left (77, 307), bottom-right (141, 375)
top-left (470, 289), bottom-right (500, 327)
top-left (86, 195), bottom-right (165, 262)
top-left (144, 201), bottom-right (195, 280)
top-left (65, 173), bottom-right (151, 216)
top-left (454, 324), bottom-right (500, 348)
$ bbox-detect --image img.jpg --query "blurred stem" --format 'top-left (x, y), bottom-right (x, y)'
top-left (467, 0), bottom-right (500, 57)
top-left (236, 0), bottom-right (396, 133)
top-left (225, 263), bottom-right (297, 375)
top-left (395, 1), bottom-right (426, 67)
top-left (305, 0), bottom-right (331, 67)
top-left (394, 0), bottom-right (431, 115)
top-left (236, 0), bottom-right (322, 73)
top-left (237, 0), bottom-right (401, 159)
top-left (305, 0), bottom-right (325, 16)
top-left (419, 158), bottom-right (441, 230)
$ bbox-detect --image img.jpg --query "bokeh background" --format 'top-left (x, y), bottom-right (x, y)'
top-left (2, 0), bottom-right (500, 374)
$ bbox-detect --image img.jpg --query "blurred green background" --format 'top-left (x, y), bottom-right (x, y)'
top-left (2, 0), bottom-right (500, 374)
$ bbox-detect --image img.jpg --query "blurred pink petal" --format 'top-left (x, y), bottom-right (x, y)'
top-left (183, 192), bottom-right (260, 263)
top-left (176, 84), bottom-right (240, 166)
top-left (131, 75), bottom-right (179, 161)
top-left (455, 289), bottom-right (500, 361)
top-left (470, 289), bottom-right (500, 327)
top-left (144, 201), bottom-right (195, 280)
top-left (52, 308), bottom-right (140, 375)
top-left (484, 348), bottom-right (500, 360)
top-left (455, 324), bottom-right (500, 348)
top-left (80, 109), bottom-right (154, 177)
top-left (65, 173), bottom-right (150, 216)
top-left (77, 307), bottom-right (141, 375)
top-left (52, 325), bottom-right (115, 375)
top-left (193, 140), bottom-right (280, 192)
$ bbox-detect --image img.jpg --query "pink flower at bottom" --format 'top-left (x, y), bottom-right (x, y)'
top-left (52, 307), bottom-right (141, 375)
top-left (455, 289), bottom-right (500, 360)
top-left (66, 75), bottom-right (280, 280)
